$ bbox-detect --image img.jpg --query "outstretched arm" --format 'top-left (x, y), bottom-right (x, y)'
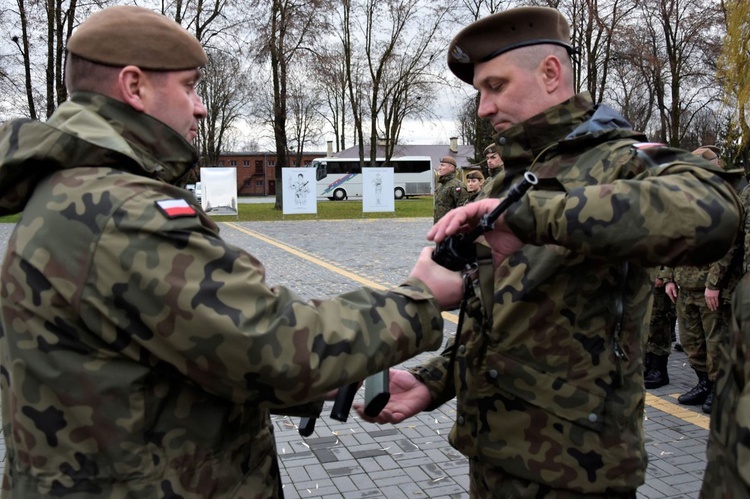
top-left (354, 369), bottom-right (431, 424)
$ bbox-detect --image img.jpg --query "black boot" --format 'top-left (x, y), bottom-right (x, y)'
top-left (643, 352), bottom-right (654, 374)
top-left (644, 354), bottom-right (670, 389)
top-left (702, 385), bottom-right (715, 414)
top-left (678, 370), bottom-right (712, 405)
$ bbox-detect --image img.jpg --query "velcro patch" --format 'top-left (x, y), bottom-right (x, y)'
top-left (455, 187), bottom-right (462, 192)
top-left (156, 199), bottom-right (197, 219)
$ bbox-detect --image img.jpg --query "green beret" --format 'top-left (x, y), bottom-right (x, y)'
top-left (448, 7), bottom-right (574, 85)
top-left (67, 5), bottom-right (208, 70)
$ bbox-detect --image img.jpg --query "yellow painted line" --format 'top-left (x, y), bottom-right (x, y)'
top-left (646, 392), bottom-right (710, 430)
top-left (223, 222), bottom-right (707, 431)
top-left (223, 222), bottom-right (458, 323)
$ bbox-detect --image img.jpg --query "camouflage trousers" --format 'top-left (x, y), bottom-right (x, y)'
top-left (646, 285), bottom-right (676, 356)
top-left (468, 459), bottom-right (637, 498)
top-left (676, 288), bottom-right (728, 381)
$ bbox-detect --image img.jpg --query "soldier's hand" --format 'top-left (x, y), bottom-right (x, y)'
top-left (353, 369), bottom-right (430, 424)
top-left (428, 198), bottom-right (524, 266)
top-left (410, 247), bottom-right (463, 310)
top-left (704, 288), bottom-right (720, 311)
top-left (665, 282), bottom-right (678, 303)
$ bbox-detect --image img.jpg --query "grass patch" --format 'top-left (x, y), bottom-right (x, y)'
top-left (0, 196), bottom-right (434, 224)
top-left (212, 196), bottom-right (434, 222)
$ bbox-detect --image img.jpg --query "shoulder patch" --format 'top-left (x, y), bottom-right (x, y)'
top-left (455, 186), bottom-right (462, 192)
top-left (156, 199), bottom-right (197, 219)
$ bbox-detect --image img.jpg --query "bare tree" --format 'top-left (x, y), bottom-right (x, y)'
top-left (717, 0), bottom-right (750, 168)
top-left (314, 47), bottom-right (351, 152)
top-left (341, 0), bottom-right (454, 163)
top-left (197, 50), bottom-right (252, 167)
top-left (5, 0), bottom-right (81, 120)
top-left (286, 68), bottom-right (326, 166)
top-left (639, 0), bottom-right (724, 147)
top-left (249, 0), bottom-right (331, 209)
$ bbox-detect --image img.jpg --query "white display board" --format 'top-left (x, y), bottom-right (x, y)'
top-left (200, 167), bottom-right (238, 215)
top-left (362, 167), bottom-right (395, 213)
top-left (283, 168), bottom-right (317, 215)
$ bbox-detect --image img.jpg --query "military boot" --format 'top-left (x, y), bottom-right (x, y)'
top-left (702, 385), bottom-right (716, 414)
top-left (643, 352), bottom-right (654, 374)
top-left (678, 370), bottom-right (712, 405)
top-left (644, 354), bottom-right (669, 389)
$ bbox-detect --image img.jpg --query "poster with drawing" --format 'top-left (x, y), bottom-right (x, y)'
top-left (362, 167), bottom-right (394, 213)
top-left (282, 167), bottom-right (317, 214)
top-left (200, 167), bottom-right (238, 215)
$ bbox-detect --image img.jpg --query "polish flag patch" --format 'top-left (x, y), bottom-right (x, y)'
top-left (156, 199), bottom-right (197, 219)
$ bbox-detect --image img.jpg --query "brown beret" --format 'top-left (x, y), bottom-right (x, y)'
top-left (692, 146), bottom-right (719, 162)
top-left (67, 5), bottom-right (207, 70)
top-left (448, 7), bottom-right (574, 84)
top-left (483, 143), bottom-right (498, 156)
top-left (440, 156), bottom-right (457, 167)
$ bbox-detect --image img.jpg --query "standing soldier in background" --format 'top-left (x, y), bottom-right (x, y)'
top-left (356, 6), bottom-right (741, 497)
top-left (643, 266), bottom-right (677, 389)
top-left (664, 145), bottom-right (743, 413)
top-left (700, 177), bottom-right (750, 497)
top-left (463, 169), bottom-right (485, 204)
top-left (434, 155), bottom-right (469, 223)
top-left (483, 143), bottom-right (504, 181)
top-left (0, 6), bottom-right (464, 498)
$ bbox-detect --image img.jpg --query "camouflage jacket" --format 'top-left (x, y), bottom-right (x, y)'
top-left (411, 92), bottom-right (740, 494)
top-left (460, 190), bottom-right (481, 206)
top-left (742, 184), bottom-right (750, 274)
top-left (0, 93), bottom-right (444, 498)
top-left (433, 171), bottom-right (468, 223)
top-left (661, 264), bottom-right (711, 291)
top-left (700, 271), bottom-right (750, 498)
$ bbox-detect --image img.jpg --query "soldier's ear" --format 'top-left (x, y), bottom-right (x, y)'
top-left (539, 55), bottom-right (563, 95)
top-left (118, 66), bottom-right (148, 112)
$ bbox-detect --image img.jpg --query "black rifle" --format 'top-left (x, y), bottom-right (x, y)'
top-left (299, 172), bottom-right (538, 435)
top-left (432, 171), bottom-right (538, 271)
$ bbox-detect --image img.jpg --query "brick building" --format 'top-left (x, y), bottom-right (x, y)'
top-left (214, 151), bottom-right (326, 196)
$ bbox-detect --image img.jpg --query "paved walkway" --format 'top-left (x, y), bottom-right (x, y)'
top-left (0, 219), bottom-right (712, 497)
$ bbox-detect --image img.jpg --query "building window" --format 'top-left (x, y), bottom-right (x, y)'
top-left (269, 160), bottom-right (275, 167)
top-left (243, 160), bottom-right (250, 167)
top-left (256, 180), bottom-right (263, 186)
top-left (230, 160), bottom-right (237, 167)
top-left (304, 160), bottom-right (311, 166)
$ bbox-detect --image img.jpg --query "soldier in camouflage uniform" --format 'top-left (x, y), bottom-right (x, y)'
top-left (434, 156), bottom-right (469, 223)
top-left (483, 143), bottom-right (504, 180)
top-left (462, 169), bottom-right (485, 205)
top-left (356, 7), bottom-right (741, 497)
top-left (700, 272), bottom-right (750, 498)
top-left (643, 267), bottom-right (677, 389)
top-left (0, 6), bottom-right (465, 498)
top-left (663, 146), bottom-right (744, 413)
top-left (700, 183), bottom-right (750, 497)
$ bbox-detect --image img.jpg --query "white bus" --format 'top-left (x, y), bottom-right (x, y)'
top-left (308, 156), bottom-right (434, 200)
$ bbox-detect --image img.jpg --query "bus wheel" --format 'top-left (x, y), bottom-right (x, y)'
top-left (394, 187), bottom-right (405, 200)
top-left (333, 188), bottom-right (347, 201)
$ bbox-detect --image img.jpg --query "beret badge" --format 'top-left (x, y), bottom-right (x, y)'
top-left (450, 46), bottom-right (471, 64)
